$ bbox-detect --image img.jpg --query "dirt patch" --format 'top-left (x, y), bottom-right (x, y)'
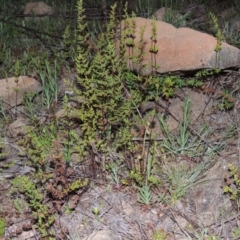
top-left (1, 71), bottom-right (240, 239)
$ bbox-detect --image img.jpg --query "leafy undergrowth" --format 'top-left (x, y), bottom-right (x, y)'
top-left (0, 0), bottom-right (240, 239)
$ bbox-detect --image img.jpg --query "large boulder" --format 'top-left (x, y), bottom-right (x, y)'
top-left (116, 17), bottom-right (240, 75)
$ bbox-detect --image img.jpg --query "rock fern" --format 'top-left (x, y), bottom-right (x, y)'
top-left (73, 1), bottom-right (132, 152)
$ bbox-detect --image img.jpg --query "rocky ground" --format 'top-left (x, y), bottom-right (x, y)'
top-left (1, 0), bottom-right (240, 240)
top-left (1, 71), bottom-right (240, 239)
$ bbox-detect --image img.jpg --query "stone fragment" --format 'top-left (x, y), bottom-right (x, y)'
top-left (0, 76), bottom-right (42, 107)
top-left (167, 88), bottom-right (212, 130)
top-left (83, 230), bottom-right (121, 240)
top-left (24, 1), bottom-right (53, 21)
top-left (7, 117), bottom-right (29, 137)
top-left (153, 7), bottom-right (186, 26)
top-left (153, 7), bottom-right (167, 21)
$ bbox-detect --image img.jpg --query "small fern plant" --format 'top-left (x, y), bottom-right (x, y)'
top-left (11, 175), bottom-right (55, 238)
top-left (72, 0), bottom-right (133, 154)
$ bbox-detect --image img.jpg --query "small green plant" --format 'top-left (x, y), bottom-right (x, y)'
top-left (19, 123), bottom-right (56, 169)
top-left (217, 90), bottom-right (234, 110)
top-left (23, 92), bottom-right (37, 118)
top-left (60, 94), bottom-right (82, 165)
top-left (160, 160), bottom-right (212, 203)
top-left (209, 12), bottom-right (223, 69)
top-left (195, 13), bottom-right (222, 78)
top-left (232, 226), bottom-right (240, 238)
top-left (62, 25), bottom-right (77, 63)
top-left (13, 198), bottom-right (25, 213)
top-left (159, 98), bottom-right (208, 156)
top-left (209, 12), bottom-right (223, 53)
top-left (129, 124), bottom-right (160, 206)
top-left (194, 227), bottom-right (220, 240)
top-left (92, 206), bottom-right (100, 215)
top-left (39, 60), bottom-right (59, 112)
top-left (91, 204), bottom-right (103, 222)
top-left (13, 60), bottom-right (20, 118)
top-left (106, 161), bottom-right (121, 186)
top-left (11, 175), bottom-right (55, 238)
top-left (224, 163), bottom-right (240, 201)
top-left (150, 19), bottom-right (159, 75)
top-left (136, 0), bottom-right (157, 18)
top-left (127, 122), bottom-right (160, 184)
top-left (0, 137), bottom-right (9, 160)
top-left (64, 205), bottom-right (74, 215)
top-left (195, 69), bottom-right (219, 78)
top-left (152, 229), bottom-right (167, 240)
top-left (137, 184), bottom-right (152, 205)
top-left (161, 75), bottom-right (177, 98)
top-left (0, 99), bottom-right (11, 123)
top-left (145, 75), bottom-right (203, 101)
top-left (163, 7), bottom-right (190, 28)
top-left (0, 217), bottom-right (6, 237)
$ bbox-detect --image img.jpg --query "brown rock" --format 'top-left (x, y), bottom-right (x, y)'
top-left (8, 117), bottom-right (30, 137)
top-left (16, 230), bottom-right (36, 240)
top-left (55, 109), bottom-right (66, 119)
top-left (83, 230), bottom-right (121, 240)
top-left (0, 76), bottom-right (42, 107)
top-left (167, 88), bottom-right (212, 130)
top-left (153, 7), bottom-right (166, 21)
top-left (117, 17), bottom-right (240, 75)
top-left (182, 3), bottom-right (206, 19)
top-left (153, 7), bottom-right (186, 26)
top-left (24, 1), bottom-right (54, 21)
top-left (235, 20), bottom-right (240, 30)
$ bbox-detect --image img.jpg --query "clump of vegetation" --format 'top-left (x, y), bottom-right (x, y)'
top-left (11, 175), bottom-right (55, 238)
top-left (152, 229), bottom-right (168, 240)
top-left (9, 120), bottom-right (89, 238)
top-left (0, 217), bottom-right (6, 237)
top-left (71, 0), bottom-right (134, 155)
top-left (0, 137), bottom-right (9, 161)
top-left (224, 163), bottom-right (240, 201)
top-left (217, 90), bottom-right (235, 111)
